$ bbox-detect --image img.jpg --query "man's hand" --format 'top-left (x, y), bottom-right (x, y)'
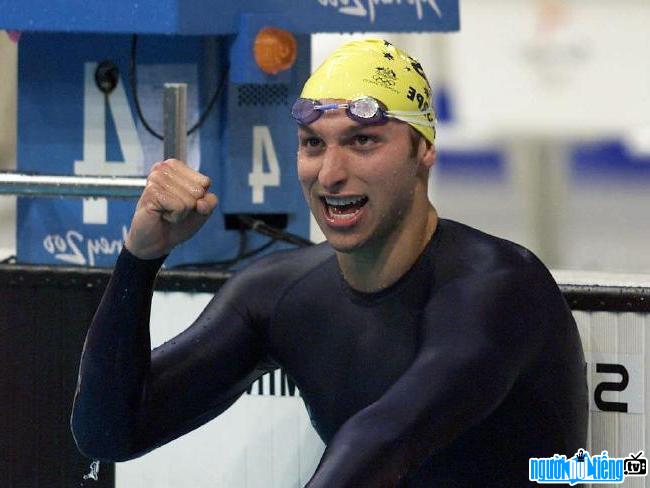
top-left (124, 159), bottom-right (218, 259)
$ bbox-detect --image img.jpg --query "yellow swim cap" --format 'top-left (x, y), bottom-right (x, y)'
top-left (300, 38), bottom-right (436, 144)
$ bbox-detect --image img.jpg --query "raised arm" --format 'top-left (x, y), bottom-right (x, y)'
top-left (71, 159), bottom-right (270, 461)
top-left (305, 266), bottom-right (558, 487)
top-left (70, 248), bottom-right (270, 462)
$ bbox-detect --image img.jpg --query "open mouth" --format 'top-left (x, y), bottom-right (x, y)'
top-left (321, 195), bottom-right (369, 221)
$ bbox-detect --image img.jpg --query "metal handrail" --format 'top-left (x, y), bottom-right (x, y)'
top-left (0, 172), bottom-right (146, 199)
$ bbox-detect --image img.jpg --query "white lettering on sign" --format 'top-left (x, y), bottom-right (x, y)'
top-left (74, 62), bottom-right (144, 177)
top-left (74, 62), bottom-right (144, 225)
top-left (249, 126), bottom-right (281, 204)
top-left (316, 0), bottom-right (442, 23)
top-left (42, 225), bottom-right (129, 266)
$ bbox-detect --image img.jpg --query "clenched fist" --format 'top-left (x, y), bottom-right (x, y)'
top-left (124, 159), bottom-right (218, 259)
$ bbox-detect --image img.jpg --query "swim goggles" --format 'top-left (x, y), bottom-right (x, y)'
top-left (291, 96), bottom-right (436, 128)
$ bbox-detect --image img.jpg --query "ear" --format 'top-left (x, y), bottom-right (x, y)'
top-left (418, 139), bottom-right (436, 170)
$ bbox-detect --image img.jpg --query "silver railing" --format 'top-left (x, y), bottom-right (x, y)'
top-left (0, 84), bottom-right (188, 200)
top-left (0, 173), bottom-right (146, 198)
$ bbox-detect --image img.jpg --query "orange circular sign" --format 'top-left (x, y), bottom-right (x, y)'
top-left (254, 27), bottom-right (297, 75)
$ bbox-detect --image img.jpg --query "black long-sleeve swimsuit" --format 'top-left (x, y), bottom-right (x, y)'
top-left (71, 218), bottom-right (588, 487)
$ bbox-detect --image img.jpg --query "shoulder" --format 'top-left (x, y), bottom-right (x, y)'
top-left (216, 242), bottom-right (336, 313)
top-left (231, 241), bottom-right (335, 287)
top-left (435, 218), bottom-right (550, 281)
top-left (433, 219), bottom-right (564, 312)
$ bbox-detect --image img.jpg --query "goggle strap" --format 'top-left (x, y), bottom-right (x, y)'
top-left (386, 108), bottom-right (436, 117)
top-left (391, 116), bottom-right (437, 128)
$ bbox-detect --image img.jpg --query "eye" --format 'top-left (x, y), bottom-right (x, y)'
top-left (352, 134), bottom-right (378, 147)
top-left (300, 136), bottom-right (323, 149)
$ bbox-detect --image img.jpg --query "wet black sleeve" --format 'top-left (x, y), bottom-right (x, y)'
top-left (305, 266), bottom-right (558, 487)
top-left (70, 247), bottom-right (269, 462)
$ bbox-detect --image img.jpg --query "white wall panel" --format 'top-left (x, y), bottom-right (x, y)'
top-left (447, 0), bottom-right (650, 138)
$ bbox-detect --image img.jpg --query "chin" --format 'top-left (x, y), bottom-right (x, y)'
top-left (322, 231), bottom-right (370, 254)
top-left (326, 240), bottom-right (358, 254)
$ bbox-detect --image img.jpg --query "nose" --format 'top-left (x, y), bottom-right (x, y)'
top-left (318, 145), bottom-right (349, 192)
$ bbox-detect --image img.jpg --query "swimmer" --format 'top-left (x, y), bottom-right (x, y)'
top-left (71, 39), bottom-right (588, 487)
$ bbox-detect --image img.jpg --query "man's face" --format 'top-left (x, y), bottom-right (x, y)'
top-left (297, 102), bottom-right (433, 254)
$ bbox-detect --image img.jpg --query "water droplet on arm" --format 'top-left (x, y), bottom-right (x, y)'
top-left (82, 460), bottom-right (101, 481)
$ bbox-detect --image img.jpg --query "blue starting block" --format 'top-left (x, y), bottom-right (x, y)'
top-left (0, 0), bottom-right (459, 267)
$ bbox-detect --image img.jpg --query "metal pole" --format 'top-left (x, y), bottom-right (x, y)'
top-left (0, 173), bottom-right (146, 198)
top-left (508, 139), bottom-right (570, 268)
top-left (163, 83), bottom-right (188, 161)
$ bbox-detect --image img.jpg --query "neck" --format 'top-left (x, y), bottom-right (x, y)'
top-left (336, 203), bottom-right (438, 293)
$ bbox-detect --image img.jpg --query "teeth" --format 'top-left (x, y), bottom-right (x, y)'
top-left (324, 195), bottom-right (365, 206)
top-left (332, 211), bottom-right (357, 220)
